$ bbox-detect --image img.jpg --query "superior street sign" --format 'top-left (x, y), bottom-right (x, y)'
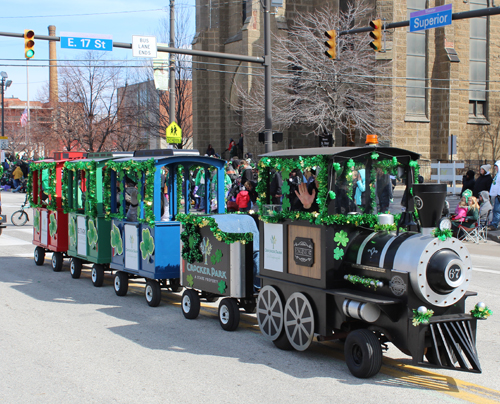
top-left (132, 36), bottom-right (157, 58)
top-left (410, 4), bottom-right (452, 32)
top-left (60, 32), bottom-right (113, 51)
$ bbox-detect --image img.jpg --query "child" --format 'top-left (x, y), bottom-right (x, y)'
top-left (236, 186), bottom-right (250, 212)
top-left (452, 196), bottom-right (468, 223)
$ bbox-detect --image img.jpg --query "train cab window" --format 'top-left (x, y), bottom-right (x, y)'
top-left (188, 166), bottom-right (219, 215)
top-left (160, 166), bottom-right (170, 221)
top-left (332, 163), bottom-right (367, 215)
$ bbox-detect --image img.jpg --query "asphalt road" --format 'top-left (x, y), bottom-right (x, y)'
top-left (0, 191), bottom-right (499, 404)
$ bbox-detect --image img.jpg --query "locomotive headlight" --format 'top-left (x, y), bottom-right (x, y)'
top-left (427, 250), bottom-right (465, 294)
top-left (437, 217), bottom-right (452, 231)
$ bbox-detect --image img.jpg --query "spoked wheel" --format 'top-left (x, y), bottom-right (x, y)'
top-left (218, 298), bottom-right (240, 331)
top-left (145, 279), bottom-right (161, 307)
top-left (114, 271), bottom-right (129, 296)
top-left (284, 292), bottom-right (315, 351)
top-left (51, 252), bottom-right (63, 272)
top-left (344, 329), bottom-right (383, 378)
top-left (169, 278), bottom-right (182, 293)
top-left (11, 210), bottom-right (28, 226)
top-left (181, 289), bottom-right (200, 319)
top-left (91, 264), bottom-right (105, 287)
top-left (70, 258), bottom-right (82, 279)
top-left (34, 247), bottom-right (45, 266)
top-left (257, 285), bottom-right (285, 341)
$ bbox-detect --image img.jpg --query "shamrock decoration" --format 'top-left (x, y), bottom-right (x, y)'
top-left (87, 219), bottom-right (98, 249)
top-left (334, 247), bottom-right (344, 260)
top-left (334, 230), bottom-right (349, 247)
top-left (281, 181), bottom-right (290, 195)
top-left (282, 197), bottom-right (291, 211)
top-left (49, 213), bottom-right (57, 237)
top-left (218, 280), bottom-right (227, 294)
top-left (140, 228), bottom-right (155, 261)
top-left (371, 152), bottom-right (379, 160)
top-left (347, 159), bottom-right (355, 169)
top-left (187, 274), bottom-right (194, 287)
top-left (211, 249), bottom-right (223, 265)
top-left (392, 156), bottom-right (398, 165)
top-left (69, 217), bottom-right (76, 247)
top-left (332, 162), bottom-right (341, 172)
top-left (110, 223), bottom-right (123, 256)
top-left (33, 210), bottom-right (40, 234)
top-left (329, 190), bottom-right (336, 200)
top-left (409, 160), bottom-right (418, 168)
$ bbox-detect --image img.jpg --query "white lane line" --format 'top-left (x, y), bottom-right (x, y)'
top-left (473, 267), bottom-right (500, 274)
top-left (0, 234), bottom-right (32, 246)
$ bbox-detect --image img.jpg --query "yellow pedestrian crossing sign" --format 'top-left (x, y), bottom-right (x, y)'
top-left (166, 122), bottom-right (182, 144)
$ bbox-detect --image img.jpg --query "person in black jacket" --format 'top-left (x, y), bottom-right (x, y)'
top-left (473, 164), bottom-right (493, 198)
top-left (205, 144), bottom-right (215, 157)
top-left (461, 169), bottom-right (475, 195)
top-left (269, 170), bottom-right (283, 204)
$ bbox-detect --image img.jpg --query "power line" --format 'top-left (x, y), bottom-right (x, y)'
top-left (0, 8), bottom-right (167, 19)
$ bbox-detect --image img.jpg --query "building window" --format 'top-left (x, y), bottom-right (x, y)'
top-left (469, 0), bottom-right (488, 121)
top-left (406, 0), bottom-right (427, 117)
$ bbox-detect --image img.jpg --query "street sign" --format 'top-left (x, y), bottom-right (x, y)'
top-left (132, 36), bottom-right (157, 58)
top-left (0, 136), bottom-right (8, 149)
top-left (153, 51), bottom-right (169, 90)
top-left (60, 32), bottom-right (113, 51)
top-left (410, 4), bottom-right (452, 32)
top-left (166, 122), bottom-right (182, 144)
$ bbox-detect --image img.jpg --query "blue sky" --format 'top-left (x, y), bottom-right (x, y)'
top-left (0, 0), bottom-right (196, 103)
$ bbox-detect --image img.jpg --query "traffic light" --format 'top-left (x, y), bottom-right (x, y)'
top-left (369, 19), bottom-right (382, 52)
top-left (24, 30), bottom-right (35, 59)
top-left (324, 30), bottom-right (336, 60)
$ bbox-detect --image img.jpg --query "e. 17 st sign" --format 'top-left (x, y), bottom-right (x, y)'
top-left (60, 32), bottom-right (113, 51)
top-left (410, 4), bottom-right (452, 32)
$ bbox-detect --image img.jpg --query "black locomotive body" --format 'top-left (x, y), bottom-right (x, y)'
top-left (256, 144), bottom-right (482, 378)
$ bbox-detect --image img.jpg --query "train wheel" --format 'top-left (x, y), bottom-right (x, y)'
top-left (34, 247), bottom-right (45, 266)
top-left (284, 292), bottom-right (315, 351)
top-left (218, 298), bottom-right (240, 331)
top-left (145, 279), bottom-right (161, 307)
top-left (51, 252), bottom-right (63, 272)
top-left (257, 285), bottom-right (284, 341)
top-left (91, 264), bottom-right (105, 287)
top-left (114, 271), bottom-right (129, 296)
top-left (344, 329), bottom-right (382, 378)
top-left (181, 289), bottom-right (200, 319)
top-left (70, 258), bottom-right (82, 279)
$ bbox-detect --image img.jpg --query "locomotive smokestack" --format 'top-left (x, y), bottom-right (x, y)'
top-left (48, 25), bottom-right (58, 105)
top-left (413, 183), bottom-right (447, 234)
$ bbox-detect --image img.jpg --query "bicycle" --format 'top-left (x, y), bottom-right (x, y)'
top-left (11, 196), bottom-right (30, 226)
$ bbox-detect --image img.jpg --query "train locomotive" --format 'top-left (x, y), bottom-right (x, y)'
top-left (252, 143), bottom-right (483, 378)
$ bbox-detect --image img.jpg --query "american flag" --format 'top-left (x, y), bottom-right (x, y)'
top-left (20, 108), bottom-right (28, 127)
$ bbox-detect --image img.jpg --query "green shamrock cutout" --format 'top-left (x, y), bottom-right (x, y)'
top-left (282, 197), bottom-right (291, 211)
top-left (371, 152), bottom-right (379, 160)
top-left (281, 181), bottom-right (290, 195)
top-left (334, 247), bottom-right (344, 260)
top-left (110, 223), bottom-right (123, 256)
top-left (211, 249), bottom-right (223, 265)
top-left (188, 235), bottom-right (196, 249)
top-left (329, 191), bottom-right (336, 200)
top-left (140, 228), bottom-right (155, 261)
top-left (49, 213), bottom-right (57, 237)
top-left (187, 274), bottom-right (194, 287)
top-left (87, 219), bottom-right (98, 249)
top-left (334, 230), bottom-right (349, 247)
top-left (33, 210), bottom-right (40, 233)
top-left (69, 217), bottom-right (76, 247)
top-left (218, 280), bottom-right (227, 294)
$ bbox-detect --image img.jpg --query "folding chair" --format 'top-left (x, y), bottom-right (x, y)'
top-left (477, 209), bottom-right (492, 243)
top-left (457, 221), bottom-right (479, 243)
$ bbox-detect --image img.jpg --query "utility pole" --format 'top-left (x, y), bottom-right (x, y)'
top-left (169, 0), bottom-right (175, 126)
top-left (263, 0), bottom-right (273, 153)
top-left (26, 59), bottom-right (30, 144)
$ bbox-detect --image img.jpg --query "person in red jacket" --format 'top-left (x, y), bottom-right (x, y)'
top-left (236, 186), bottom-right (250, 212)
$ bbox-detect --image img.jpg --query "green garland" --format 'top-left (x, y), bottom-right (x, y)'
top-left (104, 158), bottom-right (156, 225)
top-left (63, 160), bottom-right (98, 217)
top-left (470, 303), bottom-right (492, 319)
top-left (177, 213), bottom-right (253, 244)
top-left (28, 162), bottom-right (57, 210)
top-left (432, 228), bottom-right (453, 241)
top-left (412, 307), bottom-right (434, 326)
top-left (177, 165), bottom-right (183, 213)
top-left (102, 166), bottom-right (111, 218)
top-left (0, 165), bottom-right (3, 178)
top-left (344, 274), bottom-right (383, 290)
top-left (180, 222), bottom-right (203, 263)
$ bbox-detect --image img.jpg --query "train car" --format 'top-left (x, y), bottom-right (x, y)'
top-left (64, 152), bottom-right (133, 285)
top-left (104, 149), bottom-right (226, 306)
top-left (30, 151), bottom-right (87, 271)
top-left (248, 139), bottom-right (486, 378)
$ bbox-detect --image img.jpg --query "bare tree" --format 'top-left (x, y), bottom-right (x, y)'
top-left (230, 2), bottom-right (391, 140)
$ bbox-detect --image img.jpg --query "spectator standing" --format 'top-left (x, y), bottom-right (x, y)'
top-left (473, 164), bottom-right (492, 197)
top-left (236, 185), bottom-right (250, 212)
top-left (229, 140), bottom-right (238, 159)
top-left (238, 133), bottom-right (244, 159)
top-left (488, 161), bottom-right (500, 230)
top-left (461, 170), bottom-right (476, 195)
top-left (240, 160), bottom-right (254, 185)
top-left (269, 170), bottom-right (283, 204)
top-left (12, 164), bottom-right (24, 193)
top-left (205, 144), bottom-right (216, 157)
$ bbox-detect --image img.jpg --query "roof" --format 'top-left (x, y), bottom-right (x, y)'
top-left (261, 146), bottom-right (420, 161)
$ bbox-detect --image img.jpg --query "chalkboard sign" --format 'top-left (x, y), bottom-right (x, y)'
top-left (293, 237), bottom-right (314, 267)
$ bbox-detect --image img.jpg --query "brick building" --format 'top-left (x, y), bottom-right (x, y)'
top-left (192, 0), bottom-right (500, 164)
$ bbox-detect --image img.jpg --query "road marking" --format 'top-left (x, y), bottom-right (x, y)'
top-left (0, 234), bottom-right (32, 246)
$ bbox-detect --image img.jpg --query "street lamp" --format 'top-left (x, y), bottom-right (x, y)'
top-left (1, 71), bottom-right (12, 139)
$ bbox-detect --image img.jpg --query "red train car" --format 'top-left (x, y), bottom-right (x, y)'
top-left (31, 151), bottom-right (86, 271)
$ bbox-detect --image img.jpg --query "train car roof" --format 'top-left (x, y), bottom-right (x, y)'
top-left (260, 146), bottom-right (420, 160)
top-left (133, 149), bottom-right (200, 158)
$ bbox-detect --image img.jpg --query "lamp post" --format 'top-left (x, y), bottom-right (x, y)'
top-left (1, 71), bottom-right (12, 139)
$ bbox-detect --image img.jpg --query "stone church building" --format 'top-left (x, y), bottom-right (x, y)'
top-left (191, 0), bottom-right (499, 164)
